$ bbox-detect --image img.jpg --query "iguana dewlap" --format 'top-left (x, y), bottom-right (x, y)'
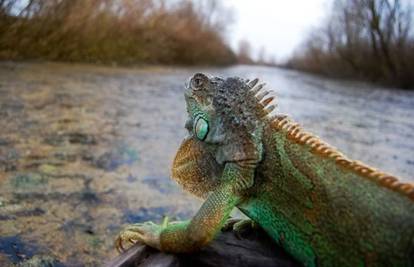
top-left (116, 73), bottom-right (414, 267)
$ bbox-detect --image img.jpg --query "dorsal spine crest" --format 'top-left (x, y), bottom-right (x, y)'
top-left (269, 115), bottom-right (414, 201)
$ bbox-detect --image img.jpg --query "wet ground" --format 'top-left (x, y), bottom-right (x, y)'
top-left (0, 62), bottom-right (413, 266)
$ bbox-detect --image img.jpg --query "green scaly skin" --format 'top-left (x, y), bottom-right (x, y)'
top-left (116, 73), bottom-right (414, 267)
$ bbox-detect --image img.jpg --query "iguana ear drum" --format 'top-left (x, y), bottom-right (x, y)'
top-left (195, 117), bottom-right (209, 141)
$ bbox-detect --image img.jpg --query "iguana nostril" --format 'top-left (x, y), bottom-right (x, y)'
top-left (194, 78), bottom-right (203, 87)
top-left (191, 73), bottom-right (208, 90)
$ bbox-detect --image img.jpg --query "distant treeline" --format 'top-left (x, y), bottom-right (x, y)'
top-left (287, 0), bottom-right (414, 89)
top-left (0, 0), bottom-right (236, 65)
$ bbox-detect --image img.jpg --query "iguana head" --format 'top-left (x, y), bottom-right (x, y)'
top-left (182, 73), bottom-right (276, 165)
top-left (172, 73), bottom-right (277, 194)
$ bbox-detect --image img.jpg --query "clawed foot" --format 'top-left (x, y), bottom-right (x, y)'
top-left (222, 218), bottom-right (258, 238)
top-left (115, 217), bottom-right (169, 253)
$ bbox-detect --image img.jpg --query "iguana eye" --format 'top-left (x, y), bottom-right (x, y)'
top-left (194, 117), bottom-right (209, 141)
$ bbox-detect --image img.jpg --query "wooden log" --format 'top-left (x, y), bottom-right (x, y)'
top-left (105, 228), bottom-right (301, 267)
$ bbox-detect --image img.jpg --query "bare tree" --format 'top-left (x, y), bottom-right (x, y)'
top-left (257, 46), bottom-right (266, 64)
top-left (288, 0), bottom-right (414, 88)
top-left (237, 39), bottom-right (253, 64)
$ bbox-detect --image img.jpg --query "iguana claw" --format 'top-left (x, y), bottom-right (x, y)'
top-left (222, 218), bottom-right (258, 239)
top-left (115, 217), bottom-right (169, 253)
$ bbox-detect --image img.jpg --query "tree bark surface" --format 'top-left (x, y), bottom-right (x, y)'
top-left (105, 228), bottom-right (301, 267)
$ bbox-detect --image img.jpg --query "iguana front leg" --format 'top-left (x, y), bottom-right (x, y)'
top-left (115, 162), bottom-right (254, 253)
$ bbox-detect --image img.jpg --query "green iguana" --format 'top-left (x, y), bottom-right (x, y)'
top-left (115, 73), bottom-right (414, 266)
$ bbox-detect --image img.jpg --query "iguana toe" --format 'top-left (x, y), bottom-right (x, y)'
top-left (232, 219), bottom-right (258, 239)
top-left (222, 218), bottom-right (258, 238)
top-left (115, 220), bottom-right (165, 253)
top-left (115, 224), bottom-right (143, 253)
top-left (221, 217), bottom-right (241, 231)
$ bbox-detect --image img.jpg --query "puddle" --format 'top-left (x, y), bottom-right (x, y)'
top-left (0, 236), bottom-right (37, 264)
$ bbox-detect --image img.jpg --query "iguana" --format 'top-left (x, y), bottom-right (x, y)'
top-left (116, 73), bottom-right (414, 266)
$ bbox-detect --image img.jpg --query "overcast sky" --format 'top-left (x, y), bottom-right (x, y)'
top-left (225, 0), bottom-right (329, 62)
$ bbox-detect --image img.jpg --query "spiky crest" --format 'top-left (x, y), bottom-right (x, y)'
top-left (246, 78), bottom-right (278, 119)
top-left (268, 115), bottom-right (414, 201)
top-left (243, 78), bottom-right (414, 201)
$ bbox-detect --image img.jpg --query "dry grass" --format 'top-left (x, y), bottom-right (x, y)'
top-left (0, 0), bottom-right (236, 65)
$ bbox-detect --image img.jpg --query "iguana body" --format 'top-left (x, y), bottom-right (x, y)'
top-left (116, 74), bottom-right (414, 267)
